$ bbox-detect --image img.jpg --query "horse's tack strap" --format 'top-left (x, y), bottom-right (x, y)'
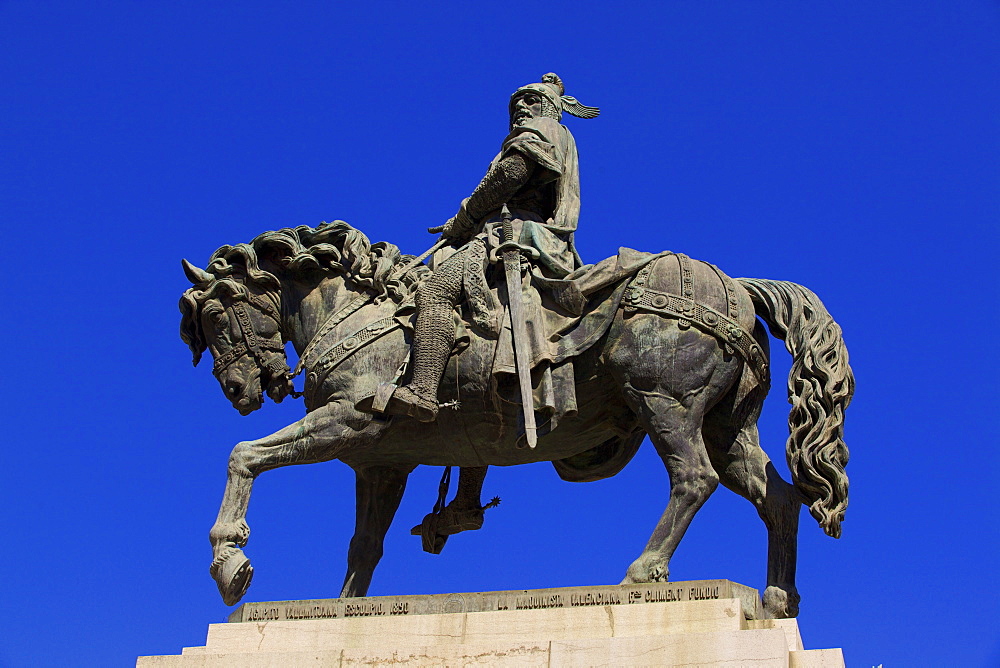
top-left (212, 337), bottom-right (285, 375)
top-left (213, 302), bottom-right (285, 376)
top-left (705, 261), bottom-right (743, 355)
top-left (624, 264), bottom-right (769, 386)
top-left (245, 292), bottom-right (281, 322)
top-left (293, 293), bottom-right (373, 376)
top-left (304, 316), bottom-right (402, 404)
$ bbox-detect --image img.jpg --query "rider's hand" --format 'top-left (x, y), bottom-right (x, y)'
top-left (441, 216), bottom-right (470, 241)
top-left (440, 201), bottom-right (476, 242)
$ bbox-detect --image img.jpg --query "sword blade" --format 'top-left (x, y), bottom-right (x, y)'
top-left (502, 248), bottom-right (538, 448)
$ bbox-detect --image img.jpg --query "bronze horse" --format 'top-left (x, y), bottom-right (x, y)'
top-left (180, 221), bottom-right (853, 618)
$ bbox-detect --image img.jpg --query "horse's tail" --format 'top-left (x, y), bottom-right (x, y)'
top-left (737, 278), bottom-right (855, 539)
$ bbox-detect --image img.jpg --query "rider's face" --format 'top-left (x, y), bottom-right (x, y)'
top-left (512, 92), bottom-right (543, 126)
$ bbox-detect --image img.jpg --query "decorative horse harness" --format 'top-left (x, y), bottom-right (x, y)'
top-left (221, 253), bottom-right (768, 406)
top-left (624, 254), bottom-right (769, 386)
top-left (212, 293), bottom-right (288, 381)
top-left (289, 293), bottom-right (402, 407)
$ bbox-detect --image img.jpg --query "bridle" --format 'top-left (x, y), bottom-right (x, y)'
top-left (207, 248), bottom-right (436, 400)
top-left (211, 291), bottom-right (288, 382)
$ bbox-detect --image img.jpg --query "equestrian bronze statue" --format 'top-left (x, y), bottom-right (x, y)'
top-left (179, 74), bottom-right (854, 619)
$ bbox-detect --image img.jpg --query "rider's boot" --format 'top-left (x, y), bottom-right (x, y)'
top-left (425, 465), bottom-right (489, 534)
top-left (386, 386), bottom-right (439, 422)
top-left (383, 298), bottom-right (454, 422)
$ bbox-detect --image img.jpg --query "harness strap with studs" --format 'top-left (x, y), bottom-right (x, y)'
top-left (624, 258), bottom-right (769, 386)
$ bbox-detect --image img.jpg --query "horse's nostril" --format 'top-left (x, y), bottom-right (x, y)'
top-left (227, 382), bottom-right (242, 398)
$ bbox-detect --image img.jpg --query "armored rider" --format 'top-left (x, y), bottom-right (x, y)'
top-left (384, 73), bottom-right (599, 422)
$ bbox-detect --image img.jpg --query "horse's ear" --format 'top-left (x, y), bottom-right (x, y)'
top-left (182, 258), bottom-right (213, 286)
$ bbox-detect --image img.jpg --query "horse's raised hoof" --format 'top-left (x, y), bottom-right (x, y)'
top-left (211, 548), bottom-right (254, 606)
top-left (762, 585), bottom-right (800, 618)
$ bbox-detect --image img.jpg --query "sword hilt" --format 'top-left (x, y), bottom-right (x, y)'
top-left (501, 203), bottom-right (515, 245)
top-left (490, 204), bottom-right (540, 264)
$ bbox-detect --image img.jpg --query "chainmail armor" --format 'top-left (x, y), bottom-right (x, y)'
top-left (537, 96), bottom-right (560, 122)
top-left (448, 154), bottom-right (533, 240)
top-left (408, 246), bottom-right (469, 399)
top-left (412, 152), bottom-right (534, 399)
top-left (466, 153), bottom-right (533, 220)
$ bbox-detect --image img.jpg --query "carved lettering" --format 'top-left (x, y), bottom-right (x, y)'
top-left (514, 594), bottom-right (564, 610)
top-left (344, 601), bottom-right (385, 617)
top-left (689, 586), bottom-right (720, 600)
top-left (644, 587), bottom-right (683, 602)
top-left (286, 604), bottom-right (338, 620)
top-left (228, 581), bottom-right (741, 625)
top-left (245, 606), bottom-right (280, 622)
top-left (569, 591), bottom-right (622, 606)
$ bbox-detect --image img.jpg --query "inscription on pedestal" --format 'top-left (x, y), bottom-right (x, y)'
top-left (229, 579), bottom-right (761, 623)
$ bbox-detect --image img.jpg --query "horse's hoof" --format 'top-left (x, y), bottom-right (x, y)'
top-left (621, 554), bottom-right (669, 584)
top-left (213, 549), bottom-right (254, 606)
top-left (763, 585), bottom-right (800, 618)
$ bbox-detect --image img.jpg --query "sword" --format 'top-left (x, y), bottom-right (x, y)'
top-left (496, 204), bottom-right (540, 448)
top-left (392, 216), bottom-right (477, 279)
top-left (390, 235), bottom-right (450, 279)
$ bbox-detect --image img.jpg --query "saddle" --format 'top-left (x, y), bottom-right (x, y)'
top-left (389, 248), bottom-right (673, 423)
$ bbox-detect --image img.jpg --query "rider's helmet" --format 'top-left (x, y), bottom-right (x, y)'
top-left (508, 73), bottom-right (600, 130)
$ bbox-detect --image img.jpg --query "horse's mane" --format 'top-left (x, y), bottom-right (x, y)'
top-left (180, 221), bottom-right (429, 365)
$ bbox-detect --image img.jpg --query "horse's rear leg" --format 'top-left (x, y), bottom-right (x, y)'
top-left (621, 388), bottom-right (718, 584)
top-left (209, 402), bottom-right (364, 606)
top-left (340, 465), bottom-right (411, 598)
top-left (703, 415), bottom-right (802, 618)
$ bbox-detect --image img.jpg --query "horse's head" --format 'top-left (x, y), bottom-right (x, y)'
top-left (180, 258), bottom-right (294, 415)
top-left (180, 222), bottom-right (432, 414)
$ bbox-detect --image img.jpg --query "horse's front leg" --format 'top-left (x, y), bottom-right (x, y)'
top-left (209, 401), bottom-right (367, 606)
top-left (340, 465), bottom-right (412, 598)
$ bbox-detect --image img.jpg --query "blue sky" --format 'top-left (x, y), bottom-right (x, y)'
top-left (1, 2), bottom-right (997, 666)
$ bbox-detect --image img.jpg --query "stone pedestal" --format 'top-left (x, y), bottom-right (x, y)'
top-left (137, 580), bottom-right (844, 666)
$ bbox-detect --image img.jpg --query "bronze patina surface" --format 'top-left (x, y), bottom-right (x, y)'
top-left (179, 74), bottom-right (854, 620)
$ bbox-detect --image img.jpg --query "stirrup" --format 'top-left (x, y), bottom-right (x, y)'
top-left (410, 506), bottom-right (485, 538)
top-left (409, 507), bottom-right (483, 555)
top-left (409, 497), bottom-right (499, 554)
